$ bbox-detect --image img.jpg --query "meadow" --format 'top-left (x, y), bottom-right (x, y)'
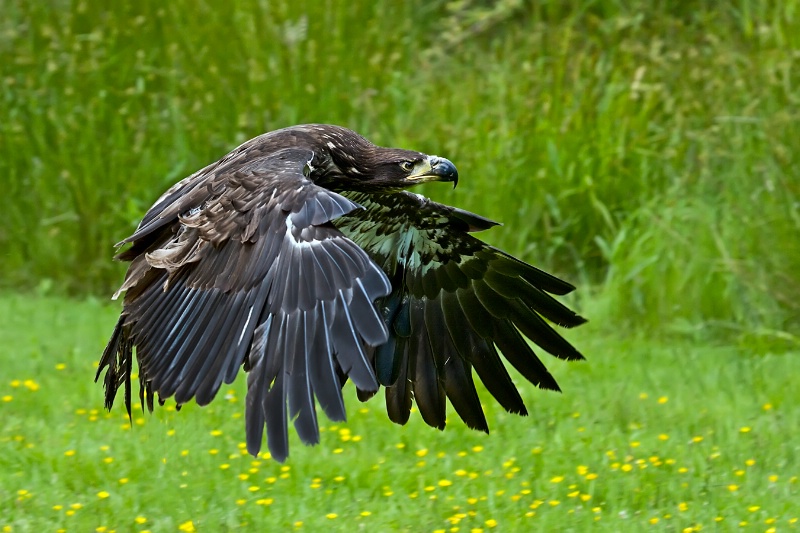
top-left (2, 295), bottom-right (798, 531)
top-left (1, 0), bottom-right (799, 531)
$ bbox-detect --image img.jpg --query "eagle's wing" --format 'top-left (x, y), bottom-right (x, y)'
top-left (336, 191), bottom-right (586, 433)
top-left (97, 147), bottom-right (391, 461)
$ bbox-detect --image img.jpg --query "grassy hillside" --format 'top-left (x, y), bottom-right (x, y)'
top-left (1, 0), bottom-right (798, 344)
top-left (1, 294), bottom-right (798, 531)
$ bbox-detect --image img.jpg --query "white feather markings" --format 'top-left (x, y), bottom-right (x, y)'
top-left (239, 305), bottom-right (255, 345)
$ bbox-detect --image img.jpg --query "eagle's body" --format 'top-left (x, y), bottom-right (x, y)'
top-left (97, 124), bottom-right (586, 461)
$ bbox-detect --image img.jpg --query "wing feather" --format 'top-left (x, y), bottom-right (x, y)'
top-left (337, 190), bottom-right (585, 433)
top-left (97, 147), bottom-right (391, 461)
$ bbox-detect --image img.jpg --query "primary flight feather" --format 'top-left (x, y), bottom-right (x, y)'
top-left (97, 124), bottom-right (586, 461)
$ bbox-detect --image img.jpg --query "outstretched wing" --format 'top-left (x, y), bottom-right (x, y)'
top-left (97, 147), bottom-right (391, 461)
top-left (336, 191), bottom-right (586, 433)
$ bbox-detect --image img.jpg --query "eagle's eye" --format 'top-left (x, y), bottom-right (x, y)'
top-left (400, 161), bottom-right (415, 172)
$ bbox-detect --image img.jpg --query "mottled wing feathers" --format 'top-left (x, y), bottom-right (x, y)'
top-left (336, 191), bottom-right (586, 433)
top-left (97, 148), bottom-right (391, 461)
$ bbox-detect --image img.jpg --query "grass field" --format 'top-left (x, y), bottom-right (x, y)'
top-left (2, 294), bottom-right (798, 531)
top-left (2, 1), bottom-right (800, 531)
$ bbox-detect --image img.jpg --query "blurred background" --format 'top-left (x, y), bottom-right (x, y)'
top-left (2, 1), bottom-right (799, 531)
top-left (3, 0), bottom-right (798, 347)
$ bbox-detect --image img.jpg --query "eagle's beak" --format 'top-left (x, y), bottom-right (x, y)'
top-left (406, 156), bottom-right (459, 188)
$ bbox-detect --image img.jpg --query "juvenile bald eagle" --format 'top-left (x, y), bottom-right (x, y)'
top-left (97, 124), bottom-right (586, 461)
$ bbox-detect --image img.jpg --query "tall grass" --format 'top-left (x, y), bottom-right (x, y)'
top-left (1, 0), bottom-right (798, 344)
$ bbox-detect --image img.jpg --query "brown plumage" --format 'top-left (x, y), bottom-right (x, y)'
top-left (97, 124), bottom-right (586, 461)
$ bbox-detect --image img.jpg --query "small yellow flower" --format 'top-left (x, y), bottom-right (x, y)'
top-left (621, 464), bottom-right (632, 472)
top-left (135, 517), bottom-right (147, 524)
top-left (658, 434), bottom-right (669, 441)
top-left (649, 517), bottom-right (659, 524)
top-left (472, 445), bottom-right (483, 453)
top-left (691, 436), bottom-right (703, 443)
top-left (326, 513), bottom-right (338, 519)
top-left (747, 505), bottom-right (760, 513)
top-left (438, 479), bottom-right (453, 487)
top-left (658, 396), bottom-right (668, 404)
top-left (550, 476), bottom-right (564, 483)
top-left (64, 450), bottom-right (76, 457)
top-left (762, 403), bottom-right (773, 410)
top-left (210, 429), bottom-right (223, 436)
top-left (678, 502), bottom-right (688, 512)
top-left (548, 500), bottom-right (560, 506)
top-left (728, 484), bottom-right (739, 492)
top-left (178, 521), bottom-right (196, 532)
top-left (416, 448), bottom-right (428, 457)
top-left (768, 474), bottom-right (778, 482)
top-left (739, 426), bottom-right (751, 433)
top-left (745, 459), bottom-right (755, 466)
top-left (360, 511), bottom-right (371, 517)
top-left (97, 491), bottom-right (110, 499)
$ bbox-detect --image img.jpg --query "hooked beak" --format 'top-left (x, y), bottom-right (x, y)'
top-left (406, 156), bottom-right (459, 188)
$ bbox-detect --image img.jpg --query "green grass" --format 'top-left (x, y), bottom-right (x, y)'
top-left (1, 0), bottom-right (799, 343)
top-left (2, 1), bottom-right (800, 531)
top-left (2, 294), bottom-right (798, 531)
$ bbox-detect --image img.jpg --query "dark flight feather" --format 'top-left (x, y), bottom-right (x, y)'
top-left (97, 124), bottom-right (586, 461)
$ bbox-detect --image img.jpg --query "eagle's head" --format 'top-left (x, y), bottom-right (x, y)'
top-left (283, 124), bottom-right (459, 193)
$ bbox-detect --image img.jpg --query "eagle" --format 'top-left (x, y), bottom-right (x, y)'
top-left (97, 124), bottom-right (586, 462)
